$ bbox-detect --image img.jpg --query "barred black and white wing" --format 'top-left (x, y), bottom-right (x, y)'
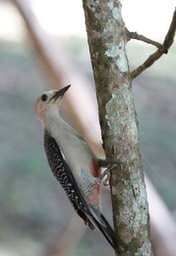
top-left (44, 130), bottom-right (118, 252)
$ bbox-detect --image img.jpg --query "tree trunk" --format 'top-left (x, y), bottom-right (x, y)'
top-left (82, 1), bottom-right (154, 255)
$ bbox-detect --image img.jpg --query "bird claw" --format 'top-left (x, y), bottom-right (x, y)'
top-left (99, 163), bottom-right (119, 186)
top-left (102, 173), bottom-right (110, 186)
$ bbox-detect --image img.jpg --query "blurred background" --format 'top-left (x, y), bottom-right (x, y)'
top-left (0, 0), bottom-right (176, 255)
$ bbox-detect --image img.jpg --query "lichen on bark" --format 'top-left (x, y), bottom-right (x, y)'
top-left (83, 0), bottom-right (153, 255)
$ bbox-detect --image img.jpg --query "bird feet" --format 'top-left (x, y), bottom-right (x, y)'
top-left (99, 162), bottom-right (119, 186)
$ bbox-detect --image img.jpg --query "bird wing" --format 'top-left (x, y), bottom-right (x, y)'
top-left (44, 130), bottom-right (118, 252)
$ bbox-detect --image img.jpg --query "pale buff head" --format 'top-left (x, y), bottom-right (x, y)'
top-left (35, 85), bottom-right (71, 125)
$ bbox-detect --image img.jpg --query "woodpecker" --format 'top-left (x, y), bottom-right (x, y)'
top-left (35, 85), bottom-right (118, 252)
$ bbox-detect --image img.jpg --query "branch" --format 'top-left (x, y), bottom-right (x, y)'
top-left (83, 1), bottom-right (153, 255)
top-left (127, 30), bottom-right (163, 49)
top-left (130, 8), bottom-right (176, 79)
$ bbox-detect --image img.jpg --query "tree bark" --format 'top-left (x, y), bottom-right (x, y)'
top-left (82, 1), bottom-right (154, 255)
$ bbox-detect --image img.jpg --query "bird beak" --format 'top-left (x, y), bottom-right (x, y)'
top-left (50, 85), bottom-right (71, 102)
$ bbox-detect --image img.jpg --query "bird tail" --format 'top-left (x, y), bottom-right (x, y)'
top-left (87, 207), bottom-right (118, 253)
top-left (99, 213), bottom-right (118, 252)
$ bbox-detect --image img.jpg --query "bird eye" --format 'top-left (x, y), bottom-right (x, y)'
top-left (41, 94), bottom-right (48, 102)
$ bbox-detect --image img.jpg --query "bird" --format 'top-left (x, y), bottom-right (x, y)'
top-left (35, 85), bottom-right (118, 252)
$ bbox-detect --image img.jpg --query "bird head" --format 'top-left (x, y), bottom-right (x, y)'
top-left (35, 85), bottom-right (71, 124)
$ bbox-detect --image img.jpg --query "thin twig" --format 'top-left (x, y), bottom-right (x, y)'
top-left (130, 8), bottom-right (176, 79)
top-left (126, 29), bottom-right (163, 49)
